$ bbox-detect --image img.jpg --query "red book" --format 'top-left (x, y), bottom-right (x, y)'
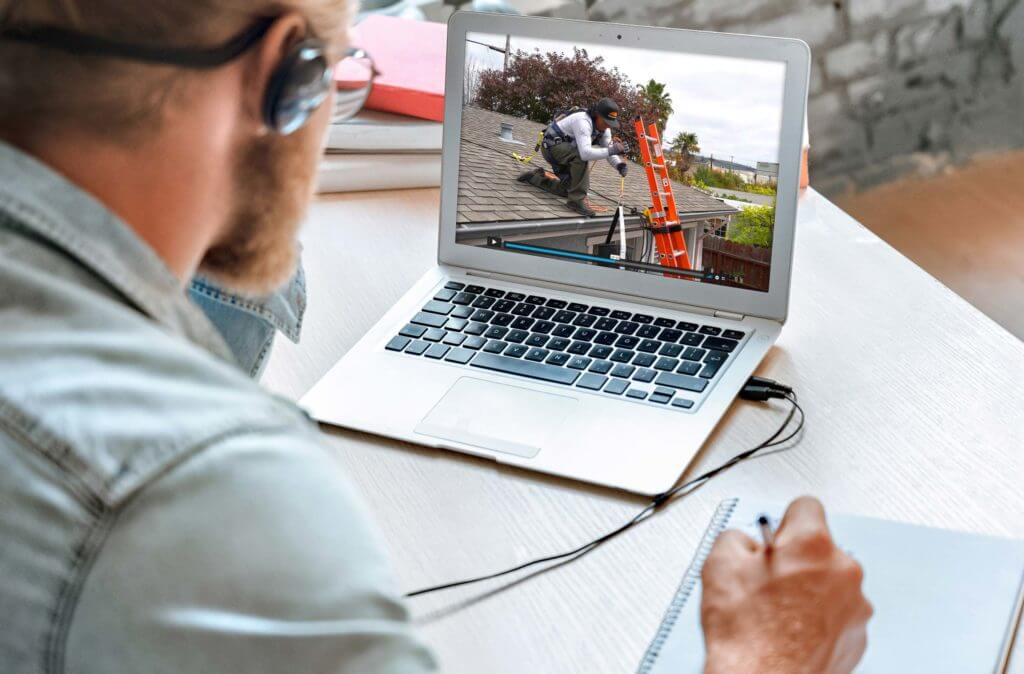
top-left (337, 15), bottom-right (446, 122)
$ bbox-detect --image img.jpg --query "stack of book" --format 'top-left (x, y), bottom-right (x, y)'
top-left (317, 15), bottom-right (445, 194)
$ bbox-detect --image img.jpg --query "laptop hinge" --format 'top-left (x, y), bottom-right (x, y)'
top-left (713, 309), bottom-right (745, 322)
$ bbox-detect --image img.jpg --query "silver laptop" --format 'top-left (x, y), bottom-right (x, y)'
top-left (301, 13), bottom-right (810, 495)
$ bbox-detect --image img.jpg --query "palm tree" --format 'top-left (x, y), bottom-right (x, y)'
top-left (641, 79), bottom-right (673, 128)
top-left (669, 131), bottom-right (700, 174)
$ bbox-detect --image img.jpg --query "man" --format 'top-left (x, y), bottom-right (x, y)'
top-left (519, 97), bottom-right (629, 217)
top-left (0, 2), bottom-right (871, 672)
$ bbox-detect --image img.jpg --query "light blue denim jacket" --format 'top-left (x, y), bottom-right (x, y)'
top-left (0, 141), bottom-right (436, 674)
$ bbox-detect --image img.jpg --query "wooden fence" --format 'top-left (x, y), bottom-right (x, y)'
top-left (701, 235), bottom-right (771, 291)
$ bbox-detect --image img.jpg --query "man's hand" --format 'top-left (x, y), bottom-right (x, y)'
top-left (609, 140), bottom-right (627, 156)
top-left (616, 162), bottom-right (628, 178)
top-left (701, 497), bottom-right (872, 674)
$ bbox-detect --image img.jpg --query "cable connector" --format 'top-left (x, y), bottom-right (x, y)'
top-left (740, 376), bottom-right (791, 401)
top-left (746, 376), bottom-right (793, 394)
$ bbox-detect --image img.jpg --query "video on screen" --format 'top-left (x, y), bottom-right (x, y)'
top-left (456, 32), bottom-right (786, 292)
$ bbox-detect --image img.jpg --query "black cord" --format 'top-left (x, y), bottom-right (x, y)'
top-left (406, 386), bottom-right (804, 599)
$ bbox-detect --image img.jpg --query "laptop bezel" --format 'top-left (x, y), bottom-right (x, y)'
top-left (438, 12), bottom-right (810, 323)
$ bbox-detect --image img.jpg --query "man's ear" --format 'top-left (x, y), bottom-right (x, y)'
top-left (240, 12), bottom-right (308, 133)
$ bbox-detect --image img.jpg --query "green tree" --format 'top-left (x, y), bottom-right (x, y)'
top-left (640, 79), bottom-right (673, 129)
top-left (728, 203), bottom-right (775, 248)
top-left (668, 131), bottom-right (700, 173)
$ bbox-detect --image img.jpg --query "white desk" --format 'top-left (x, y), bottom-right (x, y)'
top-left (263, 188), bottom-right (1024, 673)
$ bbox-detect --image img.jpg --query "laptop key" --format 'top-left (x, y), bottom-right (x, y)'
top-left (671, 398), bottom-right (695, 409)
top-left (400, 323), bottom-right (427, 338)
top-left (626, 389), bottom-right (648, 400)
top-left (434, 289), bottom-right (457, 302)
top-left (484, 326), bottom-right (509, 339)
top-left (676, 321), bottom-right (699, 332)
top-left (445, 347), bottom-right (475, 364)
top-left (471, 352), bottom-right (580, 385)
top-left (506, 330), bottom-right (529, 344)
top-left (573, 314), bottom-right (597, 327)
top-left (615, 335), bottom-right (640, 349)
top-left (659, 343), bottom-right (683, 357)
top-left (526, 334), bottom-right (549, 347)
top-left (611, 363), bottom-right (635, 378)
top-left (546, 298), bottom-right (568, 309)
top-left (610, 349), bottom-right (635, 363)
top-left (700, 362), bottom-right (722, 379)
top-left (452, 292), bottom-right (475, 305)
top-left (471, 296), bottom-right (495, 309)
top-left (604, 379), bottom-right (629, 395)
top-left (464, 336), bottom-right (487, 350)
top-left (405, 339), bottom-right (429, 355)
top-left (588, 306), bottom-right (610, 316)
top-left (546, 352), bottom-right (570, 366)
top-left (636, 326), bottom-right (659, 340)
top-left (553, 310), bottom-right (576, 323)
top-left (633, 368), bottom-right (657, 383)
top-left (682, 346), bottom-right (706, 361)
top-left (483, 340), bottom-right (508, 353)
top-left (655, 372), bottom-right (708, 393)
top-left (505, 292), bottom-right (526, 302)
top-left (423, 328), bottom-right (446, 342)
top-left (702, 337), bottom-right (739, 353)
top-left (568, 341), bottom-right (591, 355)
top-left (614, 321), bottom-right (638, 335)
top-left (594, 331), bottom-right (618, 346)
top-left (654, 317), bottom-right (676, 328)
top-left (589, 345), bottom-right (613, 359)
top-left (552, 324), bottom-right (575, 338)
top-left (573, 328), bottom-right (597, 341)
top-left (465, 321), bottom-right (488, 336)
top-left (633, 353), bottom-right (657, 368)
top-left (511, 317), bottom-right (535, 330)
top-left (567, 302), bottom-right (588, 312)
top-left (723, 329), bottom-right (745, 340)
top-left (512, 303), bottom-right (535, 316)
top-left (412, 311), bottom-right (447, 328)
top-left (424, 343), bottom-right (450, 359)
top-left (589, 360), bottom-right (613, 374)
top-left (493, 299), bottom-right (516, 313)
top-left (632, 314), bottom-right (654, 324)
top-left (485, 288), bottom-right (505, 298)
top-left (594, 318), bottom-right (618, 331)
top-left (444, 281), bottom-right (465, 290)
top-left (547, 338), bottom-right (571, 351)
top-left (526, 295), bottom-right (547, 305)
top-left (649, 393), bottom-right (672, 404)
top-left (577, 373), bottom-right (607, 391)
top-left (659, 328), bottom-right (683, 343)
top-left (525, 348), bottom-right (549, 362)
top-left (446, 318), bottom-right (469, 332)
top-left (610, 310), bottom-right (632, 320)
top-left (655, 386), bottom-right (676, 398)
top-left (699, 325), bottom-right (722, 336)
top-left (491, 313), bottom-right (514, 326)
top-left (533, 321), bottom-right (555, 334)
top-left (680, 332), bottom-right (704, 346)
top-left (567, 356), bottom-right (592, 370)
top-left (451, 306), bottom-right (474, 319)
top-left (465, 285), bottom-right (486, 294)
top-left (704, 350), bottom-right (728, 364)
top-left (655, 357), bottom-right (679, 371)
top-left (505, 345), bottom-right (528, 358)
top-left (386, 336), bottom-right (411, 351)
top-left (677, 361), bottom-right (701, 376)
top-left (532, 307), bottom-right (555, 320)
top-left (443, 332), bottom-right (466, 346)
top-left (638, 339), bottom-right (661, 353)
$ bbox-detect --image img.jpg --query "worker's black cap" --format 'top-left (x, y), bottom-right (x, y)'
top-left (595, 97), bottom-right (620, 128)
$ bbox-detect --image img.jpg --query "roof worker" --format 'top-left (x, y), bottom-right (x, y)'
top-left (518, 97), bottom-right (629, 217)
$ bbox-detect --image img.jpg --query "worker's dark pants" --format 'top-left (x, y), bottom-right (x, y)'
top-left (533, 141), bottom-right (591, 204)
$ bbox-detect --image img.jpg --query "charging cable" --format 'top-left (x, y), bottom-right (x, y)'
top-left (406, 378), bottom-right (803, 598)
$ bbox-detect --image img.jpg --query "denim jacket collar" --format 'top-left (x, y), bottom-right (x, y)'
top-left (0, 141), bottom-right (235, 363)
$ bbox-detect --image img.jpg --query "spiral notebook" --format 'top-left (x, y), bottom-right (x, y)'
top-left (639, 498), bottom-right (1024, 674)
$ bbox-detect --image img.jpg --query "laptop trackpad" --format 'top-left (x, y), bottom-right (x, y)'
top-left (415, 377), bottom-right (578, 458)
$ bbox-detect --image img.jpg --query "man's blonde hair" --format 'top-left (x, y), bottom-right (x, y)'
top-left (0, 0), bottom-right (352, 139)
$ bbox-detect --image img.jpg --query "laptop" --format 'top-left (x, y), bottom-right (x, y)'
top-left (301, 13), bottom-right (810, 495)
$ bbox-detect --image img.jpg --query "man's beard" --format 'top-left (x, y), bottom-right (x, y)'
top-left (197, 132), bottom-right (318, 297)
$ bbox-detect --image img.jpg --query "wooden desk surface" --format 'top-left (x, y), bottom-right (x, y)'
top-left (263, 188), bottom-right (1024, 674)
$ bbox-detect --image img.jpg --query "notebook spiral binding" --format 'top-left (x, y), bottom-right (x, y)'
top-left (637, 498), bottom-right (739, 674)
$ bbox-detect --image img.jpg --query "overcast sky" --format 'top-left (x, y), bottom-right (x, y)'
top-left (466, 33), bottom-right (786, 168)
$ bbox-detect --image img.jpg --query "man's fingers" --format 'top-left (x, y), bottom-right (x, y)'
top-left (710, 529), bottom-right (759, 557)
top-left (775, 496), bottom-right (832, 547)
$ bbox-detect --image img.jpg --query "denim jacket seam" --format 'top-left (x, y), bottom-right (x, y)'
top-left (189, 279), bottom-right (304, 342)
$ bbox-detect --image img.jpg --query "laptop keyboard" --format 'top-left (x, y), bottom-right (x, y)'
top-left (385, 280), bottom-right (748, 410)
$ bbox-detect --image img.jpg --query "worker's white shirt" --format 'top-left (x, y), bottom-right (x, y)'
top-left (557, 111), bottom-right (624, 167)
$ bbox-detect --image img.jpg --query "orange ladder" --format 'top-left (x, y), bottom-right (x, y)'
top-left (633, 117), bottom-right (692, 271)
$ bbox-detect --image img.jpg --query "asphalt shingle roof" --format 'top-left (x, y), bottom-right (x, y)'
top-left (457, 106), bottom-right (735, 225)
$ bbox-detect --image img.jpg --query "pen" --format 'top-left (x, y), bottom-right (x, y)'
top-left (757, 514), bottom-right (775, 553)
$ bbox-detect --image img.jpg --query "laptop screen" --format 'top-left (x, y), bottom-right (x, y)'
top-left (456, 32), bottom-right (787, 293)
